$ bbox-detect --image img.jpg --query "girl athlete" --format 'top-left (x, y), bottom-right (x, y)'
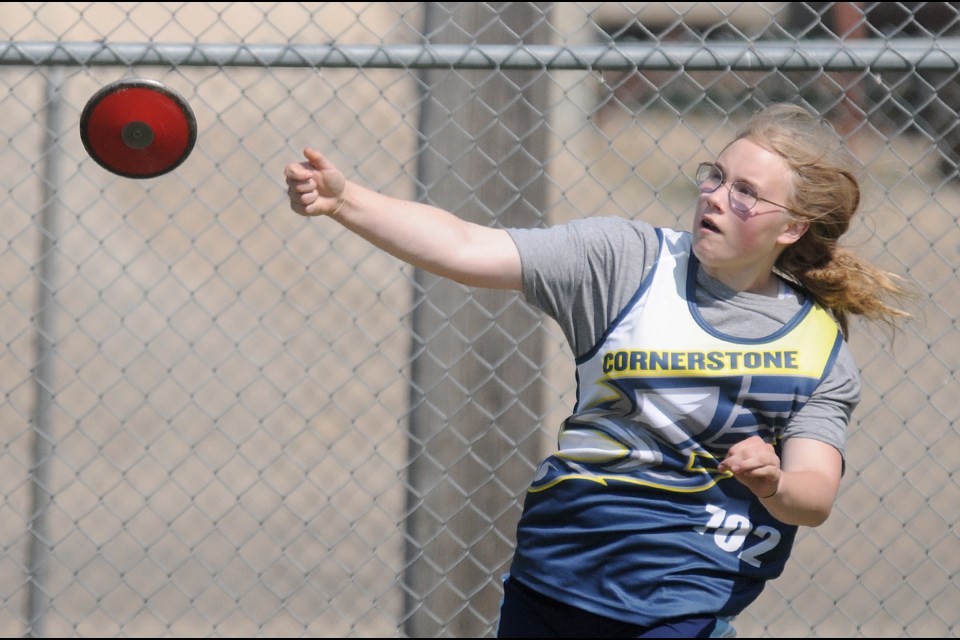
top-left (284, 103), bottom-right (911, 637)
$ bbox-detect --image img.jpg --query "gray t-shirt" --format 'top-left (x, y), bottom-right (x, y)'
top-left (507, 216), bottom-right (859, 455)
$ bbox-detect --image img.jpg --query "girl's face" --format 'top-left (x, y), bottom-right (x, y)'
top-left (692, 138), bottom-right (807, 292)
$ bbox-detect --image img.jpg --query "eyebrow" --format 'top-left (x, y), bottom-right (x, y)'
top-left (714, 161), bottom-right (759, 190)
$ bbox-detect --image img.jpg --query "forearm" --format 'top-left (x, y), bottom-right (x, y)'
top-left (758, 469), bottom-right (838, 527)
top-left (721, 436), bottom-right (842, 527)
top-left (331, 181), bottom-right (521, 289)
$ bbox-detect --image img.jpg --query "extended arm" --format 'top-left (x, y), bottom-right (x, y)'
top-left (284, 148), bottom-right (523, 290)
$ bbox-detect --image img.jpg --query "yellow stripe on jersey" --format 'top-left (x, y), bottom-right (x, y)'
top-left (595, 303), bottom-right (839, 383)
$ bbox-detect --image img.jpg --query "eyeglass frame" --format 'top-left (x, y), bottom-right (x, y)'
top-left (695, 161), bottom-right (799, 217)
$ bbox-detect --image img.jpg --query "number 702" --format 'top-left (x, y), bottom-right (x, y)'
top-left (694, 504), bottom-right (782, 568)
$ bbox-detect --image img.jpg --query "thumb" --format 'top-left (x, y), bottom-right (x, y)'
top-left (301, 147), bottom-right (346, 200)
top-left (303, 147), bottom-right (331, 172)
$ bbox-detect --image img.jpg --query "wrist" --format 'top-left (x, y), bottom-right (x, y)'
top-left (759, 480), bottom-right (780, 500)
top-left (327, 182), bottom-right (348, 218)
top-left (330, 197), bottom-right (345, 217)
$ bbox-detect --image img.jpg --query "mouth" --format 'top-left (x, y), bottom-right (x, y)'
top-left (699, 215), bottom-right (720, 234)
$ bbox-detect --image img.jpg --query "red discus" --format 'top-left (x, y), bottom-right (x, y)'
top-left (80, 78), bottom-right (197, 179)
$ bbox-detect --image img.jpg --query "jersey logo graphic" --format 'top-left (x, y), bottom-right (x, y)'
top-left (531, 380), bottom-right (744, 493)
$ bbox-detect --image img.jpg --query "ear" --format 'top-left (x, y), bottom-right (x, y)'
top-left (778, 218), bottom-right (809, 245)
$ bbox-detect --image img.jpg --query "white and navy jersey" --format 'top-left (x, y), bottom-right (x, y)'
top-left (507, 226), bottom-right (845, 626)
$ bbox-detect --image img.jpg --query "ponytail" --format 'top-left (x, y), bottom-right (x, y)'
top-left (737, 104), bottom-right (913, 337)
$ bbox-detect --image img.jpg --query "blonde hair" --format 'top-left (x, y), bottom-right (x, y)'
top-left (734, 103), bottom-right (913, 338)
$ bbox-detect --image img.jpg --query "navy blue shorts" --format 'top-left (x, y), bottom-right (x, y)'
top-left (497, 576), bottom-right (733, 638)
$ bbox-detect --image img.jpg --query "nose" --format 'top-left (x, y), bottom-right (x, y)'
top-left (702, 182), bottom-right (730, 211)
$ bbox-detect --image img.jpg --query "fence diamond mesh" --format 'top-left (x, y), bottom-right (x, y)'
top-left (0, 2), bottom-right (958, 637)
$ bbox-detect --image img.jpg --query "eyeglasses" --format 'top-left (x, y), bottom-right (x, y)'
top-left (695, 162), bottom-right (795, 216)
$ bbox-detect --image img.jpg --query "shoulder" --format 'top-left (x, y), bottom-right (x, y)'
top-left (783, 337), bottom-right (860, 455)
top-left (826, 338), bottom-right (861, 396)
top-left (508, 216), bottom-right (663, 244)
top-left (507, 217), bottom-right (665, 270)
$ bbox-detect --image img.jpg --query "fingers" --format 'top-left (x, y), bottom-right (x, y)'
top-left (287, 184), bottom-right (327, 217)
top-left (284, 147), bottom-right (347, 216)
top-left (287, 176), bottom-right (317, 194)
top-left (721, 435), bottom-right (772, 464)
top-left (719, 437), bottom-right (774, 474)
top-left (285, 171), bottom-right (319, 216)
top-left (284, 167), bottom-right (316, 215)
top-left (720, 447), bottom-right (774, 474)
top-left (718, 436), bottom-right (781, 498)
top-left (283, 148), bottom-right (329, 186)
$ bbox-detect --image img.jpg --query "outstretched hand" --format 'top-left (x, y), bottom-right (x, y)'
top-left (718, 435), bottom-right (782, 500)
top-left (284, 148), bottom-right (347, 217)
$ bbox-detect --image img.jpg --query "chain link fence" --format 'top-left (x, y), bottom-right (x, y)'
top-left (1, 2), bottom-right (958, 637)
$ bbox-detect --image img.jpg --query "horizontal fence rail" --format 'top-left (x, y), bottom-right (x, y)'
top-left (3, 38), bottom-right (960, 70)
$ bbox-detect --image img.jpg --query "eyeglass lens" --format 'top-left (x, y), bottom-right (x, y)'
top-left (696, 163), bottom-right (758, 214)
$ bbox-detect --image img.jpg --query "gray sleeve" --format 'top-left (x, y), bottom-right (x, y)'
top-left (506, 217), bottom-right (660, 358)
top-left (783, 339), bottom-right (860, 458)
